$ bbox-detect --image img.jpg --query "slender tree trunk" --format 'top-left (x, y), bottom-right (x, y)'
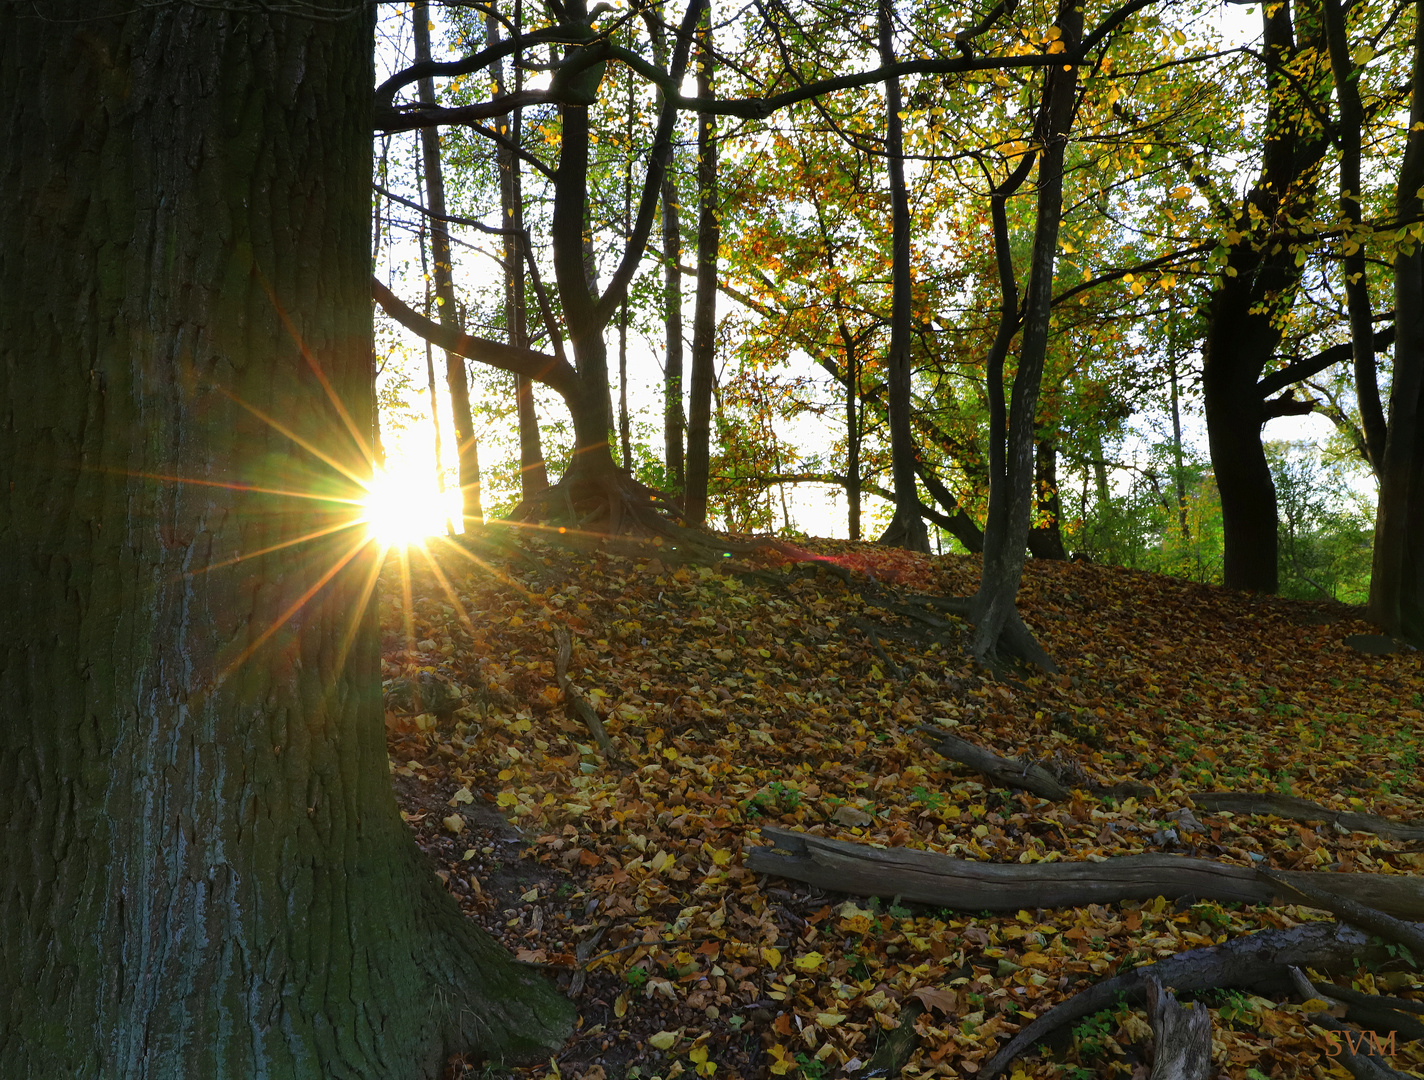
top-left (1323, 0), bottom-right (1387, 475)
top-left (1369, 2), bottom-right (1424, 642)
top-left (419, 217), bottom-right (449, 501)
top-left (1028, 433), bottom-right (1068, 560)
top-left (1168, 313), bottom-right (1190, 539)
top-left (684, 11), bottom-right (719, 526)
top-left (618, 66), bottom-right (635, 473)
top-left (645, 4), bottom-right (686, 492)
top-left (0, 6), bottom-right (571, 1077)
top-left (875, 0), bottom-right (931, 552)
top-left (662, 176), bottom-right (686, 489)
top-left (971, 0), bottom-right (1081, 669)
top-left (845, 321), bottom-right (863, 541)
top-left (489, 2), bottom-right (548, 499)
top-left (415, 3), bottom-right (482, 525)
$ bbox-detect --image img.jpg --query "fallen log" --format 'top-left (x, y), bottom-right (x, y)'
top-left (746, 827), bottom-right (1424, 919)
top-left (978, 921), bottom-right (1400, 1080)
top-left (918, 729), bottom-right (1424, 841)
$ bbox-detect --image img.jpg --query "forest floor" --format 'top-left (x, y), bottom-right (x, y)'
top-left (380, 532), bottom-right (1424, 1080)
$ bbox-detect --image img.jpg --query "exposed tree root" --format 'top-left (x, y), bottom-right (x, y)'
top-left (1259, 868), bottom-right (1424, 959)
top-left (747, 826), bottom-right (1424, 917)
top-left (920, 728), bottom-right (1424, 844)
top-left (1288, 965), bottom-right (1424, 1046)
top-left (914, 724), bottom-right (1071, 800)
top-left (979, 921), bottom-right (1399, 1080)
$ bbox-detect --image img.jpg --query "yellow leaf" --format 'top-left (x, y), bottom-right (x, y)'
top-left (614, 992), bottom-right (629, 1018)
top-left (815, 1013), bottom-right (846, 1027)
top-left (794, 951), bottom-right (825, 972)
top-left (762, 946), bottom-right (783, 969)
top-left (690, 1045), bottom-right (709, 1064)
top-left (449, 787), bottom-right (474, 805)
top-left (442, 814), bottom-right (465, 835)
top-left (496, 790), bottom-right (518, 807)
top-left (649, 1031), bottom-right (678, 1051)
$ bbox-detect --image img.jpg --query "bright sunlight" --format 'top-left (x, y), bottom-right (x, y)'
top-left (361, 464), bottom-right (456, 547)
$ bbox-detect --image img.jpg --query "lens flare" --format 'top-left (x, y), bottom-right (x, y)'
top-left (361, 467), bottom-right (450, 547)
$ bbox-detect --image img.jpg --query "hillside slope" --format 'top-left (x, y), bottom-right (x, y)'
top-left (381, 535), bottom-right (1424, 1080)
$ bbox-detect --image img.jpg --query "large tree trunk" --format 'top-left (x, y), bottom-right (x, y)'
top-left (1200, 0), bottom-right (1327, 593)
top-left (875, 0), bottom-right (931, 553)
top-left (415, 4), bottom-right (483, 526)
top-left (683, 12), bottom-right (719, 527)
top-left (1369, 3), bottom-right (1424, 642)
top-left (0, 6), bottom-right (572, 1077)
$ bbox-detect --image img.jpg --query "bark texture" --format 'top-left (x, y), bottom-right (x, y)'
top-left (0, 6), bottom-right (572, 1077)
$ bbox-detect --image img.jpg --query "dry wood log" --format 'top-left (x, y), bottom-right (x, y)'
top-left (747, 827), bottom-right (1424, 919)
top-left (1145, 977), bottom-right (1212, 1080)
top-left (1193, 793), bottom-right (1424, 842)
top-left (914, 726), bottom-right (1070, 800)
top-left (919, 729), bottom-right (1424, 842)
top-left (554, 627), bottom-right (619, 760)
top-left (1259, 868), bottom-right (1424, 959)
top-left (979, 921), bottom-right (1399, 1080)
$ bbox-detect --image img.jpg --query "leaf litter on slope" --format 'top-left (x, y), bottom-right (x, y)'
top-left (380, 536), bottom-right (1424, 1080)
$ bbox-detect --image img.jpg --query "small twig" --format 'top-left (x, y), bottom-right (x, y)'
top-left (554, 627), bottom-right (619, 761)
top-left (859, 621), bottom-right (905, 681)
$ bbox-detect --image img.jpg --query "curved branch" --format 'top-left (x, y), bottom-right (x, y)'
top-left (372, 278), bottom-right (582, 402)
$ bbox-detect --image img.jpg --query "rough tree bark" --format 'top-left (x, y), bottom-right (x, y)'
top-left (1370, 2), bottom-right (1424, 642)
top-left (875, 0), bottom-right (932, 553)
top-left (0, 5), bottom-right (572, 1078)
top-left (684, 8), bottom-right (720, 527)
top-left (415, 2), bottom-right (483, 526)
